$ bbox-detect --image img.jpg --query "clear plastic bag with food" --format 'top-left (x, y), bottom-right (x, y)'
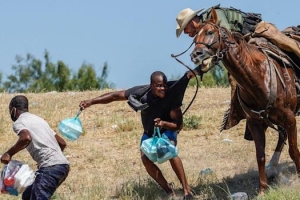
top-left (0, 160), bottom-right (35, 196)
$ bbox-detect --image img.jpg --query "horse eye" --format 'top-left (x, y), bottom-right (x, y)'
top-left (207, 31), bottom-right (213, 35)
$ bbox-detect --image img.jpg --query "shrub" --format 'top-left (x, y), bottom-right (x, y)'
top-left (183, 115), bottom-right (201, 130)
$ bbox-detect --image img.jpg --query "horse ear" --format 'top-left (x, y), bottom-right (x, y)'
top-left (210, 8), bottom-right (218, 24)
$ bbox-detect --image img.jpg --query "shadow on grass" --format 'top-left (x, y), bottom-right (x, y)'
top-left (111, 177), bottom-right (171, 200)
top-left (112, 161), bottom-right (298, 200)
top-left (191, 160), bottom-right (297, 200)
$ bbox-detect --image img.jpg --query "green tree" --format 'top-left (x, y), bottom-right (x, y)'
top-left (187, 65), bottom-right (229, 87)
top-left (0, 73), bottom-right (4, 92)
top-left (73, 63), bottom-right (99, 90)
top-left (37, 51), bottom-right (58, 91)
top-left (210, 66), bottom-right (229, 86)
top-left (3, 51), bottom-right (115, 92)
top-left (98, 62), bottom-right (115, 89)
top-left (200, 72), bottom-right (216, 87)
top-left (55, 61), bottom-right (71, 91)
top-left (4, 54), bottom-right (42, 92)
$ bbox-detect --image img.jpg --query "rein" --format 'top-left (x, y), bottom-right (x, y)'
top-left (171, 40), bottom-right (195, 58)
top-left (171, 40), bottom-right (199, 115)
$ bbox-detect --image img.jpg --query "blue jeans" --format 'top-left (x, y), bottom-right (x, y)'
top-left (140, 130), bottom-right (178, 146)
top-left (22, 164), bottom-right (69, 200)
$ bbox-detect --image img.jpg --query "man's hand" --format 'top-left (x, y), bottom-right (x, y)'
top-left (1, 152), bottom-right (11, 164)
top-left (79, 100), bottom-right (92, 110)
top-left (154, 118), bottom-right (165, 128)
top-left (1, 130), bottom-right (31, 165)
top-left (186, 69), bottom-right (199, 79)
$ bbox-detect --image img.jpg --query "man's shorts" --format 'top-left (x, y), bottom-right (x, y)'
top-left (140, 130), bottom-right (178, 146)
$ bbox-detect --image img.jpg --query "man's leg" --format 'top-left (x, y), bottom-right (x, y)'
top-left (140, 133), bottom-right (174, 195)
top-left (22, 184), bottom-right (33, 200)
top-left (28, 164), bottom-right (69, 200)
top-left (141, 153), bottom-right (174, 195)
top-left (163, 131), bottom-right (192, 197)
top-left (169, 156), bottom-right (192, 197)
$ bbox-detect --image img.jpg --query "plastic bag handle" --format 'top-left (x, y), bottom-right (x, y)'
top-left (153, 127), bottom-right (161, 138)
top-left (75, 108), bottom-right (82, 119)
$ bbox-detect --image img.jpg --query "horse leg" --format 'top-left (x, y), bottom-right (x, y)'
top-left (266, 126), bottom-right (287, 179)
top-left (247, 120), bottom-right (268, 194)
top-left (285, 116), bottom-right (300, 175)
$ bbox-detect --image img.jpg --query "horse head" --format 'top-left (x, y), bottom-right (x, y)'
top-left (190, 8), bottom-right (231, 72)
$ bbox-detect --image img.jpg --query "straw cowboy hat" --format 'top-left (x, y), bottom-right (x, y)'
top-left (176, 8), bottom-right (204, 38)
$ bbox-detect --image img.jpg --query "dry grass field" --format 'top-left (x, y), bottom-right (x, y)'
top-left (1, 87), bottom-right (300, 200)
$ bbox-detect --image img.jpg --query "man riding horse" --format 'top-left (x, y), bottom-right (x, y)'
top-left (190, 7), bottom-right (300, 194)
top-left (176, 4), bottom-right (262, 140)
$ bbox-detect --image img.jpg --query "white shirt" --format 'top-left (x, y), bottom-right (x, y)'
top-left (13, 112), bottom-right (69, 168)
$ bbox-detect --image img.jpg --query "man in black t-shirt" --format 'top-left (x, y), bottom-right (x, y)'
top-left (79, 71), bottom-right (193, 199)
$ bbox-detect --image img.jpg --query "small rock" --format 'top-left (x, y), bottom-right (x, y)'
top-left (200, 168), bottom-right (213, 176)
top-left (111, 124), bottom-right (118, 129)
top-left (230, 192), bottom-right (248, 200)
top-left (222, 138), bottom-right (233, 143)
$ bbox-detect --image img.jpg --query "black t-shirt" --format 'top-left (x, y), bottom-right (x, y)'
top-left (124, 75), bottom-right (189, 136)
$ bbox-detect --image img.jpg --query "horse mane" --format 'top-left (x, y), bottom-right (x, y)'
top-left (231, 32), bottom-right (265, 66)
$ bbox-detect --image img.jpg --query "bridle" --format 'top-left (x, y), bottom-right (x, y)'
top-left (194, 22), bottom-right (235, 65)
top-left (169, 23), bottom-right (235, 115)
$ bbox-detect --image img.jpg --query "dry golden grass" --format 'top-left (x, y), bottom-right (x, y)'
top-left (0, 87), bottom-right (300, 199)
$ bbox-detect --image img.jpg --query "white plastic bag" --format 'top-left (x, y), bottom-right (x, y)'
top-left (0, 160), bottom-right (35, 196)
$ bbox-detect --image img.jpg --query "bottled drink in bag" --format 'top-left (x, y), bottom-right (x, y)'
top-left (4, 165), bottom-right (20, 186)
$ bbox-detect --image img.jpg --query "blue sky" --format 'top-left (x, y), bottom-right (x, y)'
top-left (1, 1), bottom-right (299, 89)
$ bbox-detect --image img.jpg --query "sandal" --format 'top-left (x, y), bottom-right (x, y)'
top-left (183, 193), bottom-right (194, 200)
top-left (169, 182), bottom-right (175, 188)
top-left (166, 182), bottom-right (176, 199)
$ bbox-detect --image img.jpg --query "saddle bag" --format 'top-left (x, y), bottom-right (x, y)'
top-left (282, 25), bottom-right (300, 44)
top-left (241, 12), bottom-right (262, 35)
top-left (253, 21), bottom-right (300, 58)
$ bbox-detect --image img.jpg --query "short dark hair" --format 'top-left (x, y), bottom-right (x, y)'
top-left (10, 95), bottom-right (28, 111)
top-left (150, 71), bottom-right (167, 84)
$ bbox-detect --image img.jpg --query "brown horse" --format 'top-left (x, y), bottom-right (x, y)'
top-left (190, 8), bottom-right (300, 194)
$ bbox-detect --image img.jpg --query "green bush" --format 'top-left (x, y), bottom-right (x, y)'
top-left (183, 115), bottom-right (201, 130)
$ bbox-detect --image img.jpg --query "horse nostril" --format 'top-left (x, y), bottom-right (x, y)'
top-left (190, 51), bottom-right (202, 60)
top-left (196, 51), bottom-right (203, 56)
top-left (190, 56), bottom-right (198, 64)
top-left (191, 54), bottom-right (197, 60)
